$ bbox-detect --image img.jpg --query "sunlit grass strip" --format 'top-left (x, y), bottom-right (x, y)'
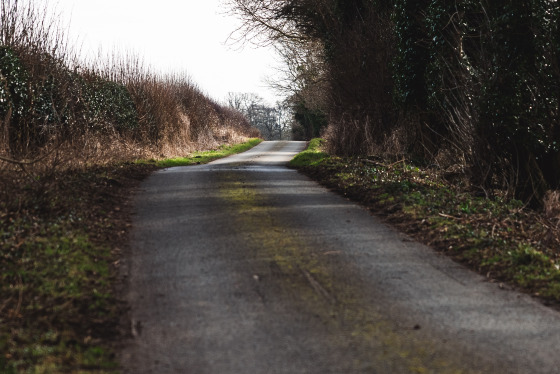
top-left (138, 138), bottom-right (262, 168)
top-left (289, 138), bottom-right (328, 167)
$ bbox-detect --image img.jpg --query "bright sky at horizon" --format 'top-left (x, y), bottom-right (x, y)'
top-left (44, 0), bottom-right (281, 105)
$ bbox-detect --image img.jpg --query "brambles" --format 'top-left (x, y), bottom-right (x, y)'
top-left (80, 74), bottom-right (139, 134)
top-left (0, 46), bottom-right (27, 118)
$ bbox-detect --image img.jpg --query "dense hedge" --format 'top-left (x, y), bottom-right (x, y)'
top-left (0, 42), bottom-right (255, 161)
top-left (266, 0), bottom-right (560, 202)
top-left (239, 0), bottom-right (560, 202)
top-left (390, 0), bottom-right (560, 202)
top-left (1, 0), bottom-right (257, 161)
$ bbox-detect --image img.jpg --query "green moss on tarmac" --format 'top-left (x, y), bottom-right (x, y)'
top-left (215, 171), bottom-right (475, 373)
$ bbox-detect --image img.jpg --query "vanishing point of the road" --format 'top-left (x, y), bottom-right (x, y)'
top-left (119, 141), bottom-right (560, 373)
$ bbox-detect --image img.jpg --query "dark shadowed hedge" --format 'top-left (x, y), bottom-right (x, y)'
top-left (229, 0), bottom-right (560, 204)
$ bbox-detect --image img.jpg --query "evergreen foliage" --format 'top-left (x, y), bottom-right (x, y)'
top-left (80, 75), bottom-right (138, 134)
top-left (293, 101), bottom-right (328, 140)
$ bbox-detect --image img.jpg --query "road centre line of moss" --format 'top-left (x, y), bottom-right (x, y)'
top-left (215, 170), bottom-right (474, 374)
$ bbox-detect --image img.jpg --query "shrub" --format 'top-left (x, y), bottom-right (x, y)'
top-left (80, 74), bottom-right (138, 134)
top-left (1, 0), bottom-right (259, 170)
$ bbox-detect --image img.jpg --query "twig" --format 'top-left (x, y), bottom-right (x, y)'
top-left (15, 275), bottom-right (23, 317)
top-left (361, 159), bottom-right (384, 167)
top-left (388, 159), bottom-right (407, 168)
top-left (300, 268), bottom-right (335, 304)
top-left (361, 158), bottom-right (406, 169)
top-left (439, 212), bottom-right (459, 220)
top-left (0, 145), bottom-right (57, 165)
top-left (0, 296), bottom-right (13, 315)
top-left (17, 162), bottom-right (43, 188)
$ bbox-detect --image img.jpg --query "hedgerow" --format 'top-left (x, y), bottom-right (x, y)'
top-left (229, 0), bottom-right (560, 204)
top-left (0, 0), bottom-right (257, 168)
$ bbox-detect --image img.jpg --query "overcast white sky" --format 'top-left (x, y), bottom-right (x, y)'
top-left (45, 0), bottom-right (280, 105)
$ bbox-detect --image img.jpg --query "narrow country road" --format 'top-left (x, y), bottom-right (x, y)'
top-left (120, 141), bottom-right (560, 373)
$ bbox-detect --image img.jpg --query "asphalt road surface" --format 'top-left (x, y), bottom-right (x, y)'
top-left (120, 141), bottom-right (560, 373)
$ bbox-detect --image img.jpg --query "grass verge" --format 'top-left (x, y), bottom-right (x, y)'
top-left (137, 138), bottom-right (262, 168)
top-left (289, 138), bottom-right (328, 167)
top-left (0, 138), bottom-right (262, 373)
top-left (291, 139), bottom-right (560, 305)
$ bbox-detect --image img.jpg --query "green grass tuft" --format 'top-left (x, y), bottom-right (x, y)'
top-left (1, 222), bottom-right (119, 372)
top-left (289, 138), bottom-right (328, 167)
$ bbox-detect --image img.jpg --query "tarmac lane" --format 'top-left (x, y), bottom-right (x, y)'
top-left (120, 140), bottom-right (560, 373)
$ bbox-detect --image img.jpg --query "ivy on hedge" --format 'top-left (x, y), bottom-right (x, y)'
top-left (80, 76), bottom-right (138, 134)
top-left (0, 46), bottom-right (28, 121)
top-left (1, 44), bottom-right (139, 154)
top-left (391, 0), bottom-right (560, 202)
top-left (391, 0), bottom-right (431, 107)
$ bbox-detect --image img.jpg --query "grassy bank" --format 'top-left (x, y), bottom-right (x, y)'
top-left (0, 138), bottom-right (261, 373)
top-left (289, 138), bottom-right (328, 167)
top-left (291, 139), bottom-right (560, 305)
top-left (139, 138), bottom-right (262, 167)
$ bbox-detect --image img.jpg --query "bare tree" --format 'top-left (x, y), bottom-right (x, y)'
top-left (227, 92), bottom-right (293, 140)
top-left (266, 39), bottom-right (328, 111)
top-left (225, 0), bottom-right (305, 46)
top-left (274, 101), bottom-right (293, 140)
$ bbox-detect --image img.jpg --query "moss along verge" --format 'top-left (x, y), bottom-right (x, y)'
top-left (290, 139), bottom-right (560, 307)
top-left (0, 138), bottom-right (261, 373)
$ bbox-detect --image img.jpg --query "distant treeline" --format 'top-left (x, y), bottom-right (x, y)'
top-left (0, 0), bottom-right (258, 170)
top-left (229, 0), bottom-right (560, 204)
top-left (227, 93), bottom-right (292, 140)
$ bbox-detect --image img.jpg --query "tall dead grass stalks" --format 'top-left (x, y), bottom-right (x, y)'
top-left (0, 0), bottom-right (255, 179)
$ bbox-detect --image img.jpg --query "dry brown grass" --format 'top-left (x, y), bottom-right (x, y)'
top-left (0, 0), bottom-right (256, 178)
top-left (0, 0), bottom-right (259, 224)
